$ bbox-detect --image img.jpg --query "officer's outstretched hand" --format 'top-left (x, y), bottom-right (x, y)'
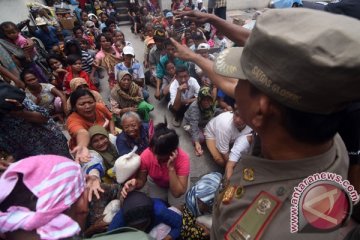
top-left (176, 10), bottom-right (213, 24)
top-left (170, 38), bottom-right (197, 62)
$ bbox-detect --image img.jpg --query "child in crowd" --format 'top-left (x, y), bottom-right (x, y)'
top-left (160, 61), bottom-right (176, 101)
top-left (213, 30), bottom-right (227, 52)
top-left (64, 54), bottom-right (97, 94)
top-left (46, 55), bottom-right (68, 91)
top-left (0, 21), bottom-right (34, 62)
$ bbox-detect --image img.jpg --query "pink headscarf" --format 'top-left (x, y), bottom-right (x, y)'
top-left (0, 155), bottom-right (85, 240)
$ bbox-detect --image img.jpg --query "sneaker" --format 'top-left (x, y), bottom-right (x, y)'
top-left (172, 117), bottom-right (182, 127)
top-left (183, 124), bottom-right (190, 132)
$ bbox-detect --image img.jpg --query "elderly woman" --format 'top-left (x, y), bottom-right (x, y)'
top-left (66, 88), bottom-right (115, 162)
top-left (116, 111), bottom-right (149, 157)
top-left (184, 86), bottom-right (219, 156)
top-left (121, 122), bottom-right (190, 204)
top-left (110, 70), bottom-right (154, 122)
top-left (66, 77), bottom-right (104, 113)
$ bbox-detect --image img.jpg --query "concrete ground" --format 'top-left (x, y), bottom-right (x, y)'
top-left (121, 26), bottom-right (222, 204)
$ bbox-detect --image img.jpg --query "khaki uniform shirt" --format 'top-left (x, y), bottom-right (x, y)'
top-left (211, 134), bottom-right (349, 239)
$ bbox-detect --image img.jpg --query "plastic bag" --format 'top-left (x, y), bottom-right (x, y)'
top-left (113, 146), bottom-right (141, 184)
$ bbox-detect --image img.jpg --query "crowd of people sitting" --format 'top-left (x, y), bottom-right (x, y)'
top-left (1, 0), bottom-right (360, 239)
top-left (0, 0), bottom-right (253, 239)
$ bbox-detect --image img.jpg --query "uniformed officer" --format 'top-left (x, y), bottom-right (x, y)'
top-left (171, 8), bottom-right (360, 239)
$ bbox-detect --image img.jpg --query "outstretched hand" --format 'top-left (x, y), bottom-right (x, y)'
top-left (71, 145), bottom-right (90, 163)
top-left (170, 38), bottom-right (197, 62)
top-left (176, 10), bottom-right (213, 24)
top-left (86, 175), bottom-right (104, 202)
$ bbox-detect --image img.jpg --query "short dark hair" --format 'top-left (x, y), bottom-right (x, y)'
top-left (64, 39), bottom-right (82, 56)
top-left (164, 60), bottom-right (174, 69)
top-left (0, 21), bottom-right (18, 38)
top-left (72, 26), bottom-right (83, 35)
top-left (46, 54), bottom-right (67, 68)
top-left (105, 19), bottom-right (115, 27)
top-left (175, 65), bottom-right (188, 75)
top-left (279, 105), bottom-right (344, 144)
top-left (20, 68), bottom-right (36, 82)
top-left (164, 38), bottom-right (173, 48)
top-left (67, 54), bottom-right (82, 65)
top-left (149, 122), bottom-right (179, 156)
top-left (249, 84), bottom-right (343, 143)
top-left (70, 88), bottom-right (95, 110)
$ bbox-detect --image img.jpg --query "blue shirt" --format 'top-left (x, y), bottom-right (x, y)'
top-left (114, 61), bottom-right (145, 82)
top-left (116, 123), bottom-right (149, 157)
top-left (108, 198), bottom-right (182, 239)
top-left (217, 89), bottom-right (235, 107)
top-left (34, 26), bottom-right (59, 51)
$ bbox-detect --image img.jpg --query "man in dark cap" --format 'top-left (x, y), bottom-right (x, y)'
top-left (171, 8), bottom-right (360, 239)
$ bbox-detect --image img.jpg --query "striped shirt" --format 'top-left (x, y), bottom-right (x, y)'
top-left (81, 50), bottom-right (94, 73)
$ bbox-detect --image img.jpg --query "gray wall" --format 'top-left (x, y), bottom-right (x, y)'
top-left (0, 0), bottom-right (45, 24)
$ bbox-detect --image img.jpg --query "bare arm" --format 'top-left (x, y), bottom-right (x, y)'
top-left (76, 129), bottom-right (90, 148)
top-left (9, 109), bottom-right (48, 124)
top-left (168, 151), bottom-right (188, 198)
top-left (0, 65), bottom-right (25, 89)
top-left (169, 171), bottom-right (188, 198)
top-left (172, 87), bottom-right (183, 111)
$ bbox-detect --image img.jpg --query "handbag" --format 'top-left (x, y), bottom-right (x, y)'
top-left (0, 81), bottom-right (25, 112)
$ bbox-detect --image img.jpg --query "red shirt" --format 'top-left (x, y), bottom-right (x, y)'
top-left (140, 147), bottom-right (190, 188)
top-left (64, 67), bottom-right (98, 94)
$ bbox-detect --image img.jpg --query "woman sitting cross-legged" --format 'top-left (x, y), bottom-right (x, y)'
top-left (66, 88), bottom-right (116, 162)
top-left (116, 111), bottom-right (150, 157)
top-left (121, 122), bottom-right (190, 204)
top-left (110, 70), bottom-right (154, 122)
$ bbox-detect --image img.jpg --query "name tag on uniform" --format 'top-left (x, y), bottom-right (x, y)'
top-left (225, 191), bottom-right (282, 240)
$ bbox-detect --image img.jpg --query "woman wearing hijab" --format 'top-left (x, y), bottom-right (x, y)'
top-left (184, 86), bottom-right (219, 156)
top-left (181, 172), bottom-right (222, 240)
top-left (0, 155), bottom-right (86, 240)
top-left (110, 70), bottom-right (154, 122)
top-left (66, 77), bottom-right (104, 113)
top-left (84, 125), bottom-right (119, 182)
